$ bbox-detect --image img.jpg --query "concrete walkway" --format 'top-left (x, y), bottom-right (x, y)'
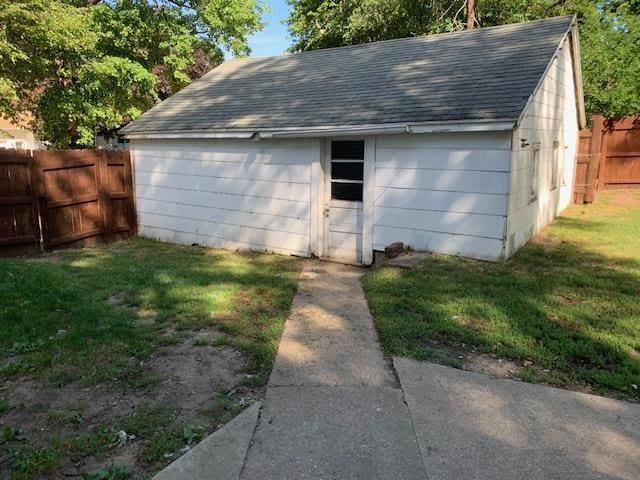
top-left (395, 358), bottom-right (640, 480)
top-left (153, 260), bottom-right (640, 480)
top-left (240, 261), bottom-right (426, 479)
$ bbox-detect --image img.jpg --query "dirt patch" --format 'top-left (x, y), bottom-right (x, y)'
top-left (464, 354), bottom-right (523, 378)
top-left (136, 308), bottom-right (158, 326)
top-left (0, 329), bottom-right (261, 479)
top-left (107, 291), bottom-right (129, 306)
top-left (423, 338), bottom-right (524, 380)
top-left (146, 331), bottom-right (249, 418)
top-left (28, 255), bottom-right (61, 264)
top-left (529, 232), bottom-right (562, 252)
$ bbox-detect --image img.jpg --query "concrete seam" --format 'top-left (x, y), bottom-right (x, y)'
top-left (392, 359), bottom-right (430, 480)
top-left (237, 402), bottom-right (264, 480)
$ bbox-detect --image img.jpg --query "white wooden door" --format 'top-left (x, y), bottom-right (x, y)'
top-left (323, 139), bottom-right (364, 264)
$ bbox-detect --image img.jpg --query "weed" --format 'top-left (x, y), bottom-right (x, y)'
top-left (11, 447), bottom-right (60, 479)
top-left (203, 394), bottom-right (244, 427)
top-left (82, 464), bottom-right (131, 480)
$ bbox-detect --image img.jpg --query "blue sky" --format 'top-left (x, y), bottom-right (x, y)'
top-left (247, 0), bottom-right (292, 57)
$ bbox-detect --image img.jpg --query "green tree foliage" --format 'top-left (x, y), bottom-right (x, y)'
top-left (0, 0), bottom-right (266, 147)
top-left (287, 0), bottom-right (640, 118)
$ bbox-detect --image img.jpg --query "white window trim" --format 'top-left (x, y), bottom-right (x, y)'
top-left (529, 144), bottom-right (541, 204)
top-left (550, 140), bottom-right (560, 191)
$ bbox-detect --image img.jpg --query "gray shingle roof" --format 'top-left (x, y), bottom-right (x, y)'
top-left (120, 15), bottom-right (576, 135)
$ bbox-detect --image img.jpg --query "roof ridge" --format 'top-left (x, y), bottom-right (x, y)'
top-left (239, 15), bottom-right (576, 62)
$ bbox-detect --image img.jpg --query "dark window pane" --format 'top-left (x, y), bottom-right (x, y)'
top-left (331, 140), bottom-right (364, 160)
top-left (332, 161), bottom-right (363, 181)
top-left (331, 182), bottom-right (363, 201)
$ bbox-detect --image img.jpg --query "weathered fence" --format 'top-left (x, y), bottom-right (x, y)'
top-left (574, 115), bottom-right (640, 203)
top-left (0, 149), bottom-right (136, 256)
top-left (0, 149), bottom-right (41, 255)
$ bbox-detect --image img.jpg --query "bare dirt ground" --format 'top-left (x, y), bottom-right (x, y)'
top-left (0, 328), bottom-right (261, 479)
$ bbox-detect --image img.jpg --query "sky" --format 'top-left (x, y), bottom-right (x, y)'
top-left (247, 0), bottom-right (292, 57)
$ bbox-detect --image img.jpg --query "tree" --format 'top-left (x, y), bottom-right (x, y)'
top-left (287, 0), bottom-right (640, 118)
top-left (0, 0), bottom-right (266, 147)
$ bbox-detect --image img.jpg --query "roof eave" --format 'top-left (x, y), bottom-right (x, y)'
top-left (121, 119), bottom-right (517, 140)
top-left (516, 14), bottom-right (586, 129)
top-left (569, 20), bottom-right (587, 128)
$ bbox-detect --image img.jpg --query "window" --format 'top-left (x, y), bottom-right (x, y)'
top-left (330, 140), bottom-right (364, 201)
top-left (529, 145), bottom-right (540, 203)
top-left (550, 141), bottom-right (559, 191)
top-left (561, 146), bottom-right (568, 186)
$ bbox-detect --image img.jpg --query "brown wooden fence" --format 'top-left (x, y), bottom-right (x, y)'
top-left (573, 115), bottom-right (640, 203)
top-left (0, 149), bottom-right (136, 256)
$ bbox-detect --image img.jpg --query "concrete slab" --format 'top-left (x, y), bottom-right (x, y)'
top-left (240, 386), bottom-right (427, 480)
top-left (269, 261), bottom-right (395, 387)
top-left (152, 402), bottom-right (261, 480)
top-left (394, 357), bottom-right (640, 480)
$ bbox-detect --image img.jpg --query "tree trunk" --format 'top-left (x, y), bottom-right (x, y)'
top-left (466, 0), bottom-right (475, 29)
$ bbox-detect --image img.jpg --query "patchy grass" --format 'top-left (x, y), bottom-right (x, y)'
top-left (0, 238), bottom-right (301, 478)
top-left (363, 190), bottom-right (640, 399)
top-left (202, 394), bottom-right (245, 429)
top-left (120, 403), bottom-right (202, 466)
top-left (0, 237), bottom-right (300, 384)
top-left (10, 447), bottom-right (60, 480)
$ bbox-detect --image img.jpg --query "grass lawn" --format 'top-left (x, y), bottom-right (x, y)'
top-left (0, 238), bottom-right (300, 479)
top-left (363, 190), bottom-right (640, 400)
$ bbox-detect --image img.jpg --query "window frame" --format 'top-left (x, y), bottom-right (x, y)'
top-left (550, 141), bottom-right (559, 191)
top-left (330, 140), bottom-right (364, 202)
top-left (529, 144), bottom-right (541, 204)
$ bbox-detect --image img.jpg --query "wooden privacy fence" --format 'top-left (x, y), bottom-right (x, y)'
top-left (0, 149), bottom-right (136, 256)
top-left (574, 115), bottom-right (640, 203)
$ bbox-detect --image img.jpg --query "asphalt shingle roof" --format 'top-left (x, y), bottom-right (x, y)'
top-left (120, 15), bottom-right (575, 135)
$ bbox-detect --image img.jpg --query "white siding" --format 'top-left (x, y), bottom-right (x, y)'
top-left (372, 132), bottom-right (512, 261)
top-left (131, 138), bottom-right (314, 257)
top-left (505, 36), bottom-right (579, 257)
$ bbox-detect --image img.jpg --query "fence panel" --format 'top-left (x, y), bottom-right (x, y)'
top-left (573, 116), bottom-right (603, 204)
top-left (0, 149), bottom-right (41, 256)
top-left (0, 149), bottom-right (135, 255)
top-left (600, 117), bottom-right (640, 189)
top-left (102, 150), bottom-right (137, 241)
top-left (33, 150), bottom-right (105, 249)
top-left (572, 115), bottom-right (640, 203)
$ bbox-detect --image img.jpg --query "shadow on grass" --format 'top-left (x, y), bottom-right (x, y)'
top-left (363, 242), bottom-right (640, 399)
top-left (0, 237), bottom-right (301, 384)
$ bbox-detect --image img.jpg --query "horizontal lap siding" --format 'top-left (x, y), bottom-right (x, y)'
top-left (131, 139), bottom-right (312, 256)
top-left (506, 37), bottom-right (579, 257)
top-left (373, 132), bottom-right (511, 261)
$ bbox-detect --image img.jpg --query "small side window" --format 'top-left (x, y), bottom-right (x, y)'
top-left (550, 141), bottom-right (559, 191)
top-left (561, 146), bottom-right (568, 186)
top-left (529, 145), bottom-right (540, 203)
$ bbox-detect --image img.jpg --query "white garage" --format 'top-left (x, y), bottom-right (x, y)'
top-left (120, 15), bottom-right (585, 265)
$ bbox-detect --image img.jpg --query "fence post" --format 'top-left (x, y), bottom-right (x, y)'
top-left (585, 115), bottom-right (604, 203)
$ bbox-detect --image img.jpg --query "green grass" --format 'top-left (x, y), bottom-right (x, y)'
top-left (120, 403), bottom-right (203, 466)
top-left (10, 447), bottom-right (60, 480)
top-left (202, 394), bottom-right (245, 429)
top-left (0, 237), bottom-right (300, 385)
top-left (0, 238), bottom-right (300, 479)
top-left (363, 190), bottom-right (640, 398)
